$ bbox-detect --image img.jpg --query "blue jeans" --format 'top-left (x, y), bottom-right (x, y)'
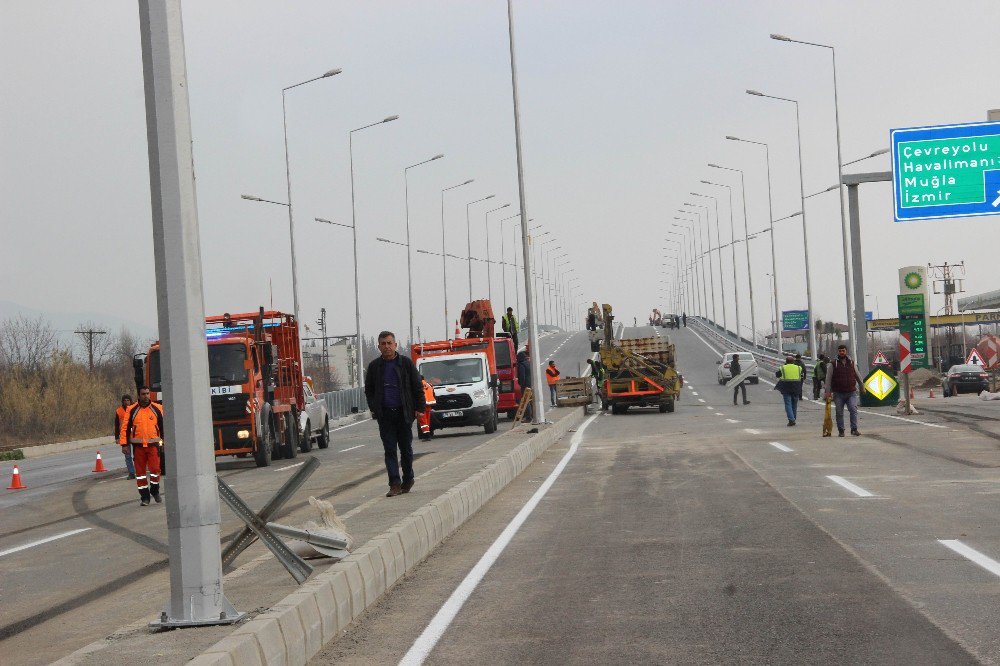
top-left (549, 385), bottom-right (558, 406)
top-left (832, 392), bottom-right (858, 432)
top-left (122, 445), bottom-right (136, 476)
top-left (377, 408), bottom-right (414, 486)
top-left (782, 393), bottom-right (799, 422)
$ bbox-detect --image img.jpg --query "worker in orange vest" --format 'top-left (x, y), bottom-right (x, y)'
top-left (545, 360), bottom-right (560, 407)
top-left (417, 376), bottom-right (437, 440)
top-left (114, 394), bottom-right (136, 479)
top-left (120, 385), bottom-right (165, 506)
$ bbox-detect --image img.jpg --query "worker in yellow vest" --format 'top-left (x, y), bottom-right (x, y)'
top-left (775, 356), bottom-right (802, 427)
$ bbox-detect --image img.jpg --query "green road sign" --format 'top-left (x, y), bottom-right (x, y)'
top-left (782, 310), bottom-right (809, 331)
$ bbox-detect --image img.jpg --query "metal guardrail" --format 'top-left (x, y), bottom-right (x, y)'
top-left (691, 317), bottom-right (814, 374)
top-left (317, 386), bottom-right (368, 418)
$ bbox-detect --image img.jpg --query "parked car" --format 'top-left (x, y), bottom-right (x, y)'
top-left (299, 381), bottom-right (331, 450)
top-left (717, 352), bottom-right (759, 384)
top-left (942, 364), bottom-right (989, 396)
top-left (662, 314), bottom-right (679, 329)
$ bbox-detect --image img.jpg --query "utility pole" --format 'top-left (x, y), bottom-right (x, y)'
top-left (316, 308), bottom-right (331, 390)
top-left (929, 261), bottom-right (966, 365)
top-left (74, 328), bottom-right (107, 371)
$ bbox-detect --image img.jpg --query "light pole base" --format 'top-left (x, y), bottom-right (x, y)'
top-left (149, 597), bottom-right (245, 629)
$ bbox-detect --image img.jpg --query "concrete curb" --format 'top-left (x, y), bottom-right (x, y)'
top-left (190, 408), bottom-right (587, 666)
top-left (15, 412), bottom-right (371, 461)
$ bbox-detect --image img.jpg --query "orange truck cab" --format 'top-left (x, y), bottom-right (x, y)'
top-left (141, 308), bottom-right (305, 467)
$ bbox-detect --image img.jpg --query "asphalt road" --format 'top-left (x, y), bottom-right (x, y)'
top-left (313, 325), bottom-right (1000, 664)
top-left (0, 329), bottom-right (592, 665)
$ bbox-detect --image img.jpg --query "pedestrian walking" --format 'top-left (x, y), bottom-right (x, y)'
top-left (114, 394), bottom-right (136, 479)
top-left (364, 331), bottom-right (426, 497)
top-left (730, 355), bottom-right (749, 406)
top-left (545, 360), bottom-right (560, 407)
top-left (501, 307), bottom-right (519, 349)
top-left (776, 356), bottom-right (802, 426)
top-left (682, 312), bottom-right (687, 327)
top-left (794, 353), bottom-right (807, 400)
top-left (824, 344), bottom-right (867, 437)
top-left (812, 354), bottom-right (828, 400)
top-left (119, 386), bottom-right (164, 506)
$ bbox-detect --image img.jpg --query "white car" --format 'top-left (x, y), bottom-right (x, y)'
top-left (717, 352), bottom-right (759, 384)
top-left (298, 382), bottom-right (331, 451)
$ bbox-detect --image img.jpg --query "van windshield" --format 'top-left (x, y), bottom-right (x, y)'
top-left (420, 357), bottom-right (485, 386)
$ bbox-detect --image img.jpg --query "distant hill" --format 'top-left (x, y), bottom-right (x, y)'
top-left (0, 300), bottom-right (157, 348)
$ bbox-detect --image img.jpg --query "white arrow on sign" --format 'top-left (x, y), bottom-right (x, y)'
top-left (992, 190), bottom-right (1000, 207)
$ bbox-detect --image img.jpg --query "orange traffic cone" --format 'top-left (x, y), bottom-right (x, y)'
top-left (454, 320), bottom-right (461, 338)
top-left (7, 465), bottom-right (26, 490)
top-left (92, 451), bottom-right (107, 473)
top-left (928, 389), bottom-right (936, 399)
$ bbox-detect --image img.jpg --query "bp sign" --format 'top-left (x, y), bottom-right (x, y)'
top-left (892, 120), bottom-right (1000, 221)
top-left (782, 310), bottom-right (809, 331)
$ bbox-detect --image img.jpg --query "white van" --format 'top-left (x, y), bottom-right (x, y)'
top-left (417, 351), bottom-right (498, 435)
top-left (717, 352), bottom-right (759, 384)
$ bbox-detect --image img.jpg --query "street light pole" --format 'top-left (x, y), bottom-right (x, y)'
top-left (709, 165), bottom-right (757, 346)
top-left (466, 195), bottom-right (495, 301)
top-left (281, 68), bottom-right (342, 327)
top-left (440, 179), bottom-right (474, 338)
top-left (727, 135), bottom-right (780, 346)
top-left (747, 89), bottom-right (818, 357)
top-left (484, 203), bottom-right (511, 303)
top-left (687, 197), bottom-right (725, 330)
top-left (404, 154), bottom-right (444, 345)
top-left (699, 181), bottom-right (739, 340)
top-left (315, 217), bottom-right (360, 386)
top-left (348, 114), bottom-right (398, 386)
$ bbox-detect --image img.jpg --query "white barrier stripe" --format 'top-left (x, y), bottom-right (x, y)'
top-left (826, 475), bottom-right (875, 497)
top-left (939, 539), bottom-right (1000, 578)
top-left (0, 528), bottom-right (92, 558)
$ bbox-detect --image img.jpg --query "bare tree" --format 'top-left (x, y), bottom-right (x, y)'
top-left (0, 315), bottom-right (57, 372)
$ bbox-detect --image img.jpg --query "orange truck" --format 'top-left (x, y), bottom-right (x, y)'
top-left (140, 308), bottom-right (305, 467)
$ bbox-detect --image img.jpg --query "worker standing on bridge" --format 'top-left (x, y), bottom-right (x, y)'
top-left (824, 344), bottom-right (866, 437)
top-left (682, 312), bottom-right (687, 327)
top-left (365, 331), bottom-right (426, 497)
top-left (417, 376), bottom-right (436, 440)
top-left (114, 394), bottom-right (136, 479)
top-left (546, 360), bottom-right (560, 407)
top-left (501, 307), bottom-right (519, 349)
top-left (812, 354), bottom-right (828, 400)
top-left (730, 355), bottom-right (749, 406)
top-left (776, 356), bottom-right (802, 427)
top-left (119, 386), bottom-right (164, 506)
top-left (794, 353), bottom-right (807, 400)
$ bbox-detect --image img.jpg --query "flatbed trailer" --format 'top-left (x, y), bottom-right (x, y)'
top-left (597, 307), bottom-right (682, 414)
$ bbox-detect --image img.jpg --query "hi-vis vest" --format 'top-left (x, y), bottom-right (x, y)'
top-left (780, 363), bottom-right (802, 381)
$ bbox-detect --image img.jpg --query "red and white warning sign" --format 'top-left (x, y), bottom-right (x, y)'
top-left (983, 337), bottom-right (999, 368)
top-left (899, 333), bottom-right (911, 374)
top-left (967, 347), bottom-right (986, 366)
top-left (872, 350), bottom-right (890, 366)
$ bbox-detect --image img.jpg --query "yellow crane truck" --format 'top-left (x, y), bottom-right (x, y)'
top-left (597, 304), bottom-right (683, 414)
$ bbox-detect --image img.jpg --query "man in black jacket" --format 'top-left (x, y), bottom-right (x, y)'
top-left (365, 331), bottom-right (426, 497)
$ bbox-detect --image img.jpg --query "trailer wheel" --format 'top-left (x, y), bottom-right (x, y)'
top-left (282, 412), bottom-right (298, 459)
top-left (601, 396), bottom-right (608, 411)
top-left (665, 398), bottom-right (675, 413)
top-left (254, 415), bottom-right (274, 467)
top-left (316, 418), bottom-right (330, 449)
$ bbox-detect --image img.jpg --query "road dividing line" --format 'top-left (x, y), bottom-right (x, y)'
top-left (726, 418), bottom-right (739, 424)
top-left (769, 442), bottom-right (793, 452)
top-left (399, 413), bottom-right (600, 666)
top-left (691, 391), bottom-right (699, 396)
top-left (939, 539), bottom-right (1000, 577)
top-left (715, 412), bottom-right (724, 416)
top-left (744, 428), bottom-right (761, 435)
top-left (697, 398), bottom-right (706, 403)
top-left (331, 418), bottom-right (369, 432)
top-left (339, 444), bottom-right (365, 453)
top-left (705, 406), bottom-right (714, 410)
top-left (826, 475), bottom-right (875, 498)
top-left (0, 528), bottom-right (91, 558)
top-left (272, 461), bottom-right (305, 472)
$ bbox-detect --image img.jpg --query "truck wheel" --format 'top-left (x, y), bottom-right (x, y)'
top-left (601, 397), bottom-right (608, 411)
top-left (484, 411), bottom-right (498, 434)
top-left (282, 412), bottom-right (298, 459)
top-left (665, 398), bottom-right (675, 413)
top-left (317, 418), bottom-right (330, 449)
top-left (299, 419), bottom-right (313, 453)
top-left (254, 416), bottom-right (274, 467)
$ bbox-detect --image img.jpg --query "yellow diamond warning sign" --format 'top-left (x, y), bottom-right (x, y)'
top-left (864, 368), bottom-right (898, 401)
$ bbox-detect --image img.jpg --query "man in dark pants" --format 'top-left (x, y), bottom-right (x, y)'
top-left (730, 355), bottom-right (749, 406)
top-left (365, 331), bottom-right (426, 497)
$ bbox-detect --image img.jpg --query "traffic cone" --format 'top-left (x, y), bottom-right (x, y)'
top-left (454, 320), bottom-right (461, 338)
top-left (7, 465), bottom-right (26, 490)
top-left (92, 451), bottom-right (107, 473)
top-left (928, 389), bottom-right (936, 399)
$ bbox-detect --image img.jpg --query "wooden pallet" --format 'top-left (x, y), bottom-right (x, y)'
top-left (555, 377), bottom-right (593, 406)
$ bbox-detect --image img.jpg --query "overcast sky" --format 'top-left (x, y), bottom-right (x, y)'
top-left (3, 1), bottom-right (999, 344)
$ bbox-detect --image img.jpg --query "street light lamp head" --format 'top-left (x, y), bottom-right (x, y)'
top-left (870, 148), bottom-right (890, 157)
top-left (315, 217), bottom-right (330, 224)
top-left (484, 194), bottom-right (495, 200)
top-left (382, 115), bottom-right (400, 123)
top-left (769, 33), bottom-right (792, 41)
top-left (241, 194), bottom-right (261, 201)
top-left (463, 179), bottom-right (474, 185)
top-left (725, 135), bottom-right (741, 141)
top-left (746, 89), bottom-right (764, 96)
top-left (698, 180), bottom-right (711, 185)
top-left (707, 163), bottom-right (720, 168)
top-left (322, 68), bottom-right (343, 77)
top-left (431, 154), bottom-right (444, 160)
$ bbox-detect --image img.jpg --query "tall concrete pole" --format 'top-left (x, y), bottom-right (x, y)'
top-left (138, 0), bottom-right (241, 627)
top-left (507, 0), bottom-right (545, 422)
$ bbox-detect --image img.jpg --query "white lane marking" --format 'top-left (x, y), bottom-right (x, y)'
top-left (339, 444), bottom-right (365, 453)
top-left (744, 428), bottom-right (761, 435)
top-left (331, 419), bottom-right (369, 432)
top-left (726, 418), bottom-right (739, 423)
top-left (939, 539), bottom-right (1000, 578)
top-left (705, 406), bottom-right (714, 410)
top-left (0, 528), bottom-right (92, 558)
top-left (686, 324), bottom-right (947, 429)
top-left (697, 398), bottom-right (706, 403)
top-left (826, 475), bottom-right (875, 498)
top-left (273, 461), bottom-right (305, 472)
top-left (769, 442), bottom-right (793, 452)
top-left (715, 412), bottom-right (724, 416)
top-left (691, 391), bottom-right (699, 396)
top-left (399, 413), bottom-right (600, 665)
